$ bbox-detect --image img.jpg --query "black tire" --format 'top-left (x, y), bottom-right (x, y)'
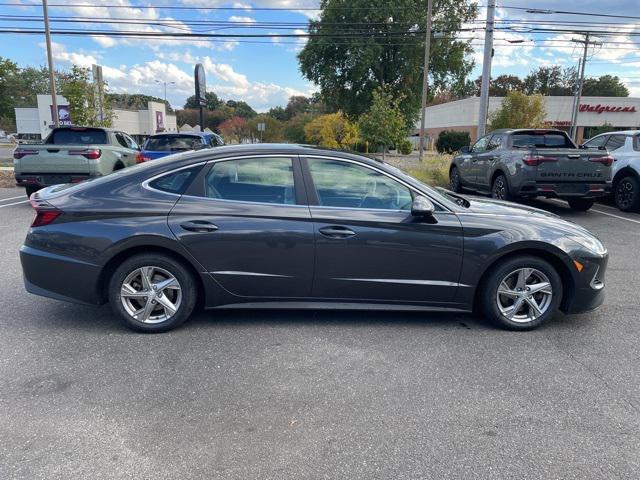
top-left (108, 253), bottom-right (198, 333)
top-left (25, 185), bottom-right (39, 198)
top-left (567, 198), bottom-right (594, 211)
top-left (449, 166), bottom-right (462, 192)
top-left (491, 173), bottom-right (512, 201)
top-left (113, 162), bottom-right (125, 172)
top-left (614, 176), bottom-right (640, 212)
top-left (478, 255), bottom-right (562, 331)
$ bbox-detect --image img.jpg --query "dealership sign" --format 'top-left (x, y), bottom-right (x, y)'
top-left (579, 103), bottom-right (637, 114)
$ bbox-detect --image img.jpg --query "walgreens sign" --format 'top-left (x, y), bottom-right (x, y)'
top-left (579, 103), bottom-right (637, 114)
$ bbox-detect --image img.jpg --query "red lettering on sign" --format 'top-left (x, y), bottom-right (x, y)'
top-left (580, 103), bottom-right (637, 114)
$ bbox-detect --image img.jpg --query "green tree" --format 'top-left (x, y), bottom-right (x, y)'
top-left (488, 91), bottom-right (546, 131)
top-left (0, 57), bottom-right (19, 131)
top-left (582, 75), bottom-right (629, 97)
top-left (298, 0), bottom-right (477, 123)
top-left (107, 93), bottom-right (173, 113)
top-left (285, 95), bottom-right (312, 119)
top-left (584, 122), bottom-right (614, 139)
top-left (248, 114), bottom-right (284, 142)
top-left (524, 66), bottom-right (576, 96)
top-left (59, 65), bottom-right (114, 127)
top-left (184, 91), bottom-right (221, 110)
top-left (226, 100), bottom-right (257, 119)
top-left (267, 105), bottom-right (288, 121)
top-left (358, 88), bottom-right (408, 159)
top-left (304, 112), bottom-right (358, 149)
top-left (283, 113), bottom-right (316, 143)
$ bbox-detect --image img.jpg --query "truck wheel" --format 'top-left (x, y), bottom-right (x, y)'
top-left (25, 186), bottom-right (39, 198)
top-left (491, 174), bottom-right (512, 201)
top-left (567, 198), bottom-right (594, 211)
top-left (449, 166), bottom-right (462, 192)
top-left (614, 176), bottom-right (640, 212)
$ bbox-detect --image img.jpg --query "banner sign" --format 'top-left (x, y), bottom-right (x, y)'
top-left (194, 63), bottom-right (206, 107)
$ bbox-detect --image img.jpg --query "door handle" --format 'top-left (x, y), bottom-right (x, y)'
top-left (319, 226), bottom-right (356, 239)
top-left (472, 158), bottom-right (478, 162)
top-left (180, 220), bottom-right (219, 233)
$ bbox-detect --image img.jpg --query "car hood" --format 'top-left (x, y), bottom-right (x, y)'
top-left (462, 196), bottom-right (598, 239)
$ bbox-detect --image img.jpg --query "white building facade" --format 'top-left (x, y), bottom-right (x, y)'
top-left (416, 96), bottom-right (640, 145)
top-left (15, 95), bottom-right (177, 142)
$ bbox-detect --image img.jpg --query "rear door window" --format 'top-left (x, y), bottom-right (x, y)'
top-left (49, 128), bottom-right (108, 144)
top-left (205, 157), bottom-right (296, 205)
top-left (583, 135), bottom-right (608, 149)
top-left (605, 135), bottom-right (626, 151)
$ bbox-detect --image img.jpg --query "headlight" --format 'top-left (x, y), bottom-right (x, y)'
top-left (569, 234), bottom-right (607, 255)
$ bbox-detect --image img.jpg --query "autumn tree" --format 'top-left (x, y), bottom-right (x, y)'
top-left (248, 114), bottom-right (284, 142)
top-left (218, 116), bottom-right (249, 144)
top-left (59, 65), bottom-right (113, 127)
top-left (488, 91), bottom-right (546, 131)
top-left (304, 112), bottom-right (358, 149)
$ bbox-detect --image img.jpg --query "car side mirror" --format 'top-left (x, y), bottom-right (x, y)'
top-left (411, 196), bottom-right (435, 217)
top-left (460, 146), bottom-right (470, 154)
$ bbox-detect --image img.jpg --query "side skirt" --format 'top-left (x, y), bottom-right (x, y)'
top-left (210, 301), bottom-right (471, 313)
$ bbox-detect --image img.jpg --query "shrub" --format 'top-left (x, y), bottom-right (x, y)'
top-left (435, 130), bottom-right (471, 154)
top-left (397, 139), bottom-right (413, 155)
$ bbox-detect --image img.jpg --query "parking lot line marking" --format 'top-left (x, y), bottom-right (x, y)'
top-left (0, 200), bottom-right (28, 208)
top-left (591, 208), bottom-right (640, 225)
top-left (0, 195), bottom-right (26, 203)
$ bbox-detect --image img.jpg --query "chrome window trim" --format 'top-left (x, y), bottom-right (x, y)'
top-left (303, 154), bottom-right (452, 212)
top-left (141, 161), bottom-right (208, 197)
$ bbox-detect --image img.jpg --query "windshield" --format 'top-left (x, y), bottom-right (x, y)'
top-left (48, 128), bottom-right (108, 145)
top-left (144, 135), bottom-right (203, 152)
top-left (511, 131), bottom-right (575, 149)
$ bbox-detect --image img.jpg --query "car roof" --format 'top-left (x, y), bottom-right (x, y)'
top-left (589, 130), bottom-right (640, 137)
top-left (147, 131), bottom-right (215, 138)
top-left (488, 128), bottom-right (568, 135)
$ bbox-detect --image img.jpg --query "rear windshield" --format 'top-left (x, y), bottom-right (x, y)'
top-left (48, 128), bottom-right (108, 145)
top-left (144, 135), bottom-right (204, 152)
top-left (511, 131), bottom-right (575, 149)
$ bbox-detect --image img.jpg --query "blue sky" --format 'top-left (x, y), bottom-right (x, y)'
top-left (1, 0), bottom-right (639, 111)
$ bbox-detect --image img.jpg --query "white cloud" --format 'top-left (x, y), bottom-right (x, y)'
top-left (228, 16), bottom-right (256, 24)
top-left (43, 41), bottom-right (99, 68)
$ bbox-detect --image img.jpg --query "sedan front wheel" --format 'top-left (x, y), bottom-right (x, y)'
top-left (479, 255), bottom-right (562, 330)
top-left (108, 253), bottom-right (198, 332)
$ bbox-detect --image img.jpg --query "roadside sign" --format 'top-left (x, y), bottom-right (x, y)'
top-left (194, 63), bottom-right (206, 107)
top-left (257, 122), bottom-right (266, 132)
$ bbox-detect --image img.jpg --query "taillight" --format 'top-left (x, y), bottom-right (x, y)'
top-left (13, 148), bottom-right (39, 160)
top-left (135, 152), bottom-right (149, 163)
top-left (69, 148), bottom-right (101, 160)
top-left (522, 155), bottom-right (558, 167)
top-left (589, 156), bottom-right (614, 167)
top-left (29, 198), bottom-right (62, 227)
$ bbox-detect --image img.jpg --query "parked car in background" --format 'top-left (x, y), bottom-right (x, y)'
top-left (20, 144), bottom-right (607, 333)
top-left (13, 127), bottom-right (141, 197)
top-left (449, 129), bottom-right (613, 211)
top-left (138, 132), bottom-right (224, 161)
top-left (582, 130), bottom-right (640, 212)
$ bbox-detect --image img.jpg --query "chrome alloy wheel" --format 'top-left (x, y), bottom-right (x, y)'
top-left (492, 176), bottom-right (506, 200)
top-left (120, 266), bottom-right (182, 324)
top-left (496, 268), bottom-right (553, 323)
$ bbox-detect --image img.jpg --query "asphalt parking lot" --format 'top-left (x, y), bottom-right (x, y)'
top-left (0, 186), bottom-right (638, 479)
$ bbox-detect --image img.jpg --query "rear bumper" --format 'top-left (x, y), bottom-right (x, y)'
top-left (15, 173), bottom-right (95, 188)
top-left (20, 245), bottom-right (103, 305)
top-left (516, 181), bottom-right (611, 198)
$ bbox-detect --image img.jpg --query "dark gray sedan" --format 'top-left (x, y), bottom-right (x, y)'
top-left (20, 144), bottom-right (608, 332)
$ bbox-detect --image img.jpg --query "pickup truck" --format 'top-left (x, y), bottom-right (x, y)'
top-left (14, 127), bottom-right (141, 197)
top-left (582, 130), bottom-right (640, 212)
top-left (449, 128), bottom-right (613, 211)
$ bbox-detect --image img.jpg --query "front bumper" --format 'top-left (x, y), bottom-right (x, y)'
top-left (517, 181), bottom-right (611, 199)
top-left (564, 252), bottom-right (608, 314)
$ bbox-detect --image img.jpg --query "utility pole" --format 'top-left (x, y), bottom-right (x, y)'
top-left (569, 33), bottom-right (598, 142)
top-left (42, 0), bottom-right (58, 127)
top-left (477, 0), bottom-right (496, 139)
top-left (418, 0), bottom-right (433, 161)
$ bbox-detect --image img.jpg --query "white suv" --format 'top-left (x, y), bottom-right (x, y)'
top-left (583, 131), bottom-right (640, 212)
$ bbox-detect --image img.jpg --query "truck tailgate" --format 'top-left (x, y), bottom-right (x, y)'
top-left (15, 145), bottom-right (91, 173)
top-left (534, 149), bottom-right (611, 183)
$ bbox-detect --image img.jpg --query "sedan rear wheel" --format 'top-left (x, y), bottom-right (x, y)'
top-left (479, 255), bottom-right (562, 330)
top-left (614, 176), bottom-right (640, 212)
top-left (491, 174), bottom-right (512, 201)
top-left (109, 254), bottom-right (197, 332)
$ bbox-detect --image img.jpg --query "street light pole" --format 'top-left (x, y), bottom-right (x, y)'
top-left (155, 80), bottom-right (175, 103)
top-left (42, 0), bottom-right (59, 127)
top-left (418, 0), bottom-right (434, 161)
top-left (477, 0), bottom-right (496, 139)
